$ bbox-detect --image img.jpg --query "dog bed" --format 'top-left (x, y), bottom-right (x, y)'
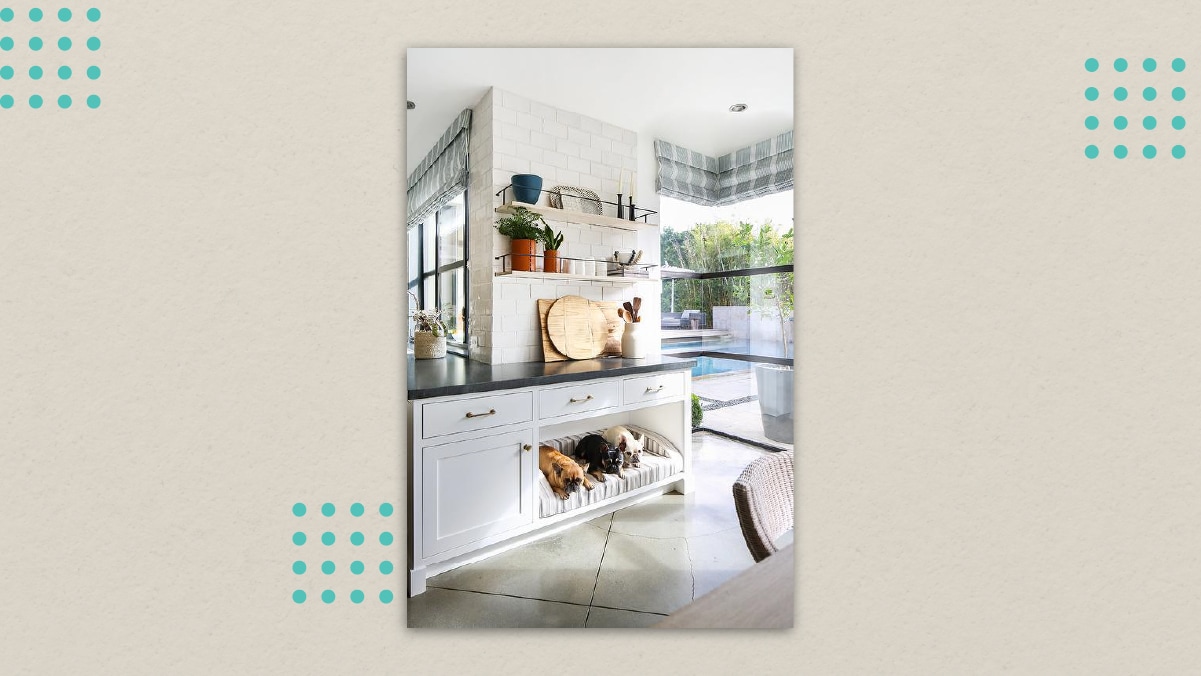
top-left (536, 424), bottom-right (684, 518)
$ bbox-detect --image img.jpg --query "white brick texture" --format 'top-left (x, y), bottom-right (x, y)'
top-left (480, 88), bottom-right (641, 364)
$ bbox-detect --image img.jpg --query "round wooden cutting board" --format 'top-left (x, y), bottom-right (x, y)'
top-left (546, 295), bottom-right (607, 359)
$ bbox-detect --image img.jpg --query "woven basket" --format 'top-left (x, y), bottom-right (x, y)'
top-left (413, 332), bottom-right (447, 359)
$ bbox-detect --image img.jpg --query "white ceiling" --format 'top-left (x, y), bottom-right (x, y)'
top-left (405, 48), bottom-right (794, 171)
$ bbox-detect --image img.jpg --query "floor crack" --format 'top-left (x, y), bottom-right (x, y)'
top-left (583, 517), bottom-right (614, 627)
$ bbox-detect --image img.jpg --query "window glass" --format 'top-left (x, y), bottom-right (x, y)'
top-left (406, 190), bottom-right (469, 351)
top-left (439, 268), bottom-right (466, 344)
top-left (437, 195), bottom-right (465, 269)
top-left (659, 192), bottom-right (794, 449)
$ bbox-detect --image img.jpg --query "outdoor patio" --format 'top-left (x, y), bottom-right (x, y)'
top-left (691, 369), bottom-right (794, 452)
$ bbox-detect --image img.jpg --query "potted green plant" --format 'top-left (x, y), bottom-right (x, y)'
top-left (540, 223), bottom-right (565, 273)
top-left (496, 206), bottom-right (547, 272)
top-left (408, 290), bottom-right (448, 359)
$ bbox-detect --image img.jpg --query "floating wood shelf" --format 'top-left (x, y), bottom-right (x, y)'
top-left (495, 202), bottom-right (657, 232)
top-left (493, 270), bottom-right (661, 285)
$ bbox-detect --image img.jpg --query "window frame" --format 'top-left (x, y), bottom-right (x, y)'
top-left (407, 190), bottom-right (470, 355)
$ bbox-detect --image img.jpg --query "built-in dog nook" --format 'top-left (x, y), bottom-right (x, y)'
top-left (407, 361), bottom-right (693, 596)
top-left (537, 424), bottom-right (684, 518)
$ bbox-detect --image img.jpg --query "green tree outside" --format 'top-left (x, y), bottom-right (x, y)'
top-left (661, 220), bottom-right (794, 355)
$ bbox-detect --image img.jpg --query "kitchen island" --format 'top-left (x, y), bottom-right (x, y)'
top-left (406, 353), bottom-right (695, 596)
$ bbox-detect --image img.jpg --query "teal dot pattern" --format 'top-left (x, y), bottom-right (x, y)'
top-left (288, 502), bottom-right (399, 604)
top-left (0, 7), bottom-right (103, 111)
top-left (1084, 56), bottom-right (1187, 160)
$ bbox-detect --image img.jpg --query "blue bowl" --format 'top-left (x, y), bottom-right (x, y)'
top-left (511, 174), bottom-right (542, 204)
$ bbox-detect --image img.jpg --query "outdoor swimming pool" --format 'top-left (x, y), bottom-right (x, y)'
top-left (661, 340), bottom-right (787, 378)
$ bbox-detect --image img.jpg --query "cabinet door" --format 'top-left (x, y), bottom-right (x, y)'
top-left (421, 429), bottom-right (534, 558)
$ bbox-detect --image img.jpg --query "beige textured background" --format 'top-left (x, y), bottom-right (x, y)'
top-left (3, 0), bottom-right (1200, 673)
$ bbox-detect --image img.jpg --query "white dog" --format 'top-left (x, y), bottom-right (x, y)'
top-left (603, 425), bottom-right (644, 468)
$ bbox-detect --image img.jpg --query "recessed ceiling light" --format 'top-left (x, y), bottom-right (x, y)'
top-left (729, 103), bottom-right (748, 112)
top-left (407, 100), bottom-right (416, 109)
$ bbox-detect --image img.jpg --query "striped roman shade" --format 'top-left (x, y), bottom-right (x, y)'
top-left (655, 130), bottom-right (793, 206)
top-left (654, 139), bottom-right (720, 206)
top-left (406, 108), bottom-right (472, 227)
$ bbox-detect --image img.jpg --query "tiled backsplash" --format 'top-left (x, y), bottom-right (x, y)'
top-left (466, 87), bottom-right (657, 364)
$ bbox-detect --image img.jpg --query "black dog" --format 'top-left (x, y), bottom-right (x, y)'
top-left (574, 434), bottom-right (624, 482)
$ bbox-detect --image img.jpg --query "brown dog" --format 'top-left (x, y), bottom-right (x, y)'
top-left (539, 445), bottom-right (594, 500)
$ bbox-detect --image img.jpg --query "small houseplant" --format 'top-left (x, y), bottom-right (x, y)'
top-left (408, 290), bottom-right (449, 359)
top-left (496, 206), bottom-right (547, 272)
top-left (540, 223), bottom-right (564, 273)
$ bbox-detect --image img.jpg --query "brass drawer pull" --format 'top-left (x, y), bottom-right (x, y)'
top-left (569, 395), bottom-right (594, 404)
top-left (645, 385), bottom-right (664, 393)
top-left (465, 409), bottom-right (497, 419)
top-left (522, 444), bottom-right (532, 452)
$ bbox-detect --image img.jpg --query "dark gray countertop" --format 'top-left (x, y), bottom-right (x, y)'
top-left (407, 354), bottom-right (696, 400)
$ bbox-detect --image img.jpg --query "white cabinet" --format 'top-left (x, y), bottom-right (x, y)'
top-left (537, 379), bottom-right (621, 421)
top-left (408, 365), bottom-right (692, 597)
top-left (420, 391), bottom-right (533, 439)
top-left (622, 371), bottom-right (685, 407)
top-left (420, 429), bottom-right (534, 557)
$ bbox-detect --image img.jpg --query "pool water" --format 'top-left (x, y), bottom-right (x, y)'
top-left (662, 340), bottom-right (772, 378)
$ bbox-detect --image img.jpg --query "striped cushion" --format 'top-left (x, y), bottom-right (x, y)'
top-left (537, 425), bottom-right (683, 518)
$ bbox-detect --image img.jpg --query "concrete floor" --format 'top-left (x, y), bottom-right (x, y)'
top-left (406, 432), bottom-right (770, 628)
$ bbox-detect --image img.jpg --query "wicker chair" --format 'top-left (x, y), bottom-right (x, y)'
top-left (732, 451), bottom-right (795, 562)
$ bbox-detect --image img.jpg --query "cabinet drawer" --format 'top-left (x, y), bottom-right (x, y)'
top-left (421, 391), bottom-right (533, 439)
top-left (623, 371), bottom-right (685, 406)
top-left (538, 379), bottom-right (622, 421)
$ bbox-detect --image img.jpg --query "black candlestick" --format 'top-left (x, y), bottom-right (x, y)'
top-left (628, 196), bottom-right (636, 221)
top-left (616, 194), bottom-right (624, 219)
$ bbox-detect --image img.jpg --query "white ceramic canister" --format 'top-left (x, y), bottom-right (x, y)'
top-left (620, 321), bottom-right (647, 358)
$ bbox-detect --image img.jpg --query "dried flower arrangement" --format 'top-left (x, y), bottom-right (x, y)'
top-left (408, 290), bottom-right (448, 337)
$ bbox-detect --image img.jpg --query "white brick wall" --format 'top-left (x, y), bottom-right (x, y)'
top-left (465, 87), bottom-right (654, 364)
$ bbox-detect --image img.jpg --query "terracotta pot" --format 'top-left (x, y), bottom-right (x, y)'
top-left (543, 249), bottom-right (560, 273)
top-left (511, 238), bottom-right (538, 272)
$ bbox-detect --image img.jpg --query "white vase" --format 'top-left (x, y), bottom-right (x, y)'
top-left (414, 332), bottom-right (447, 359)
top-left (620, 321), bottom-right (647, 359)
